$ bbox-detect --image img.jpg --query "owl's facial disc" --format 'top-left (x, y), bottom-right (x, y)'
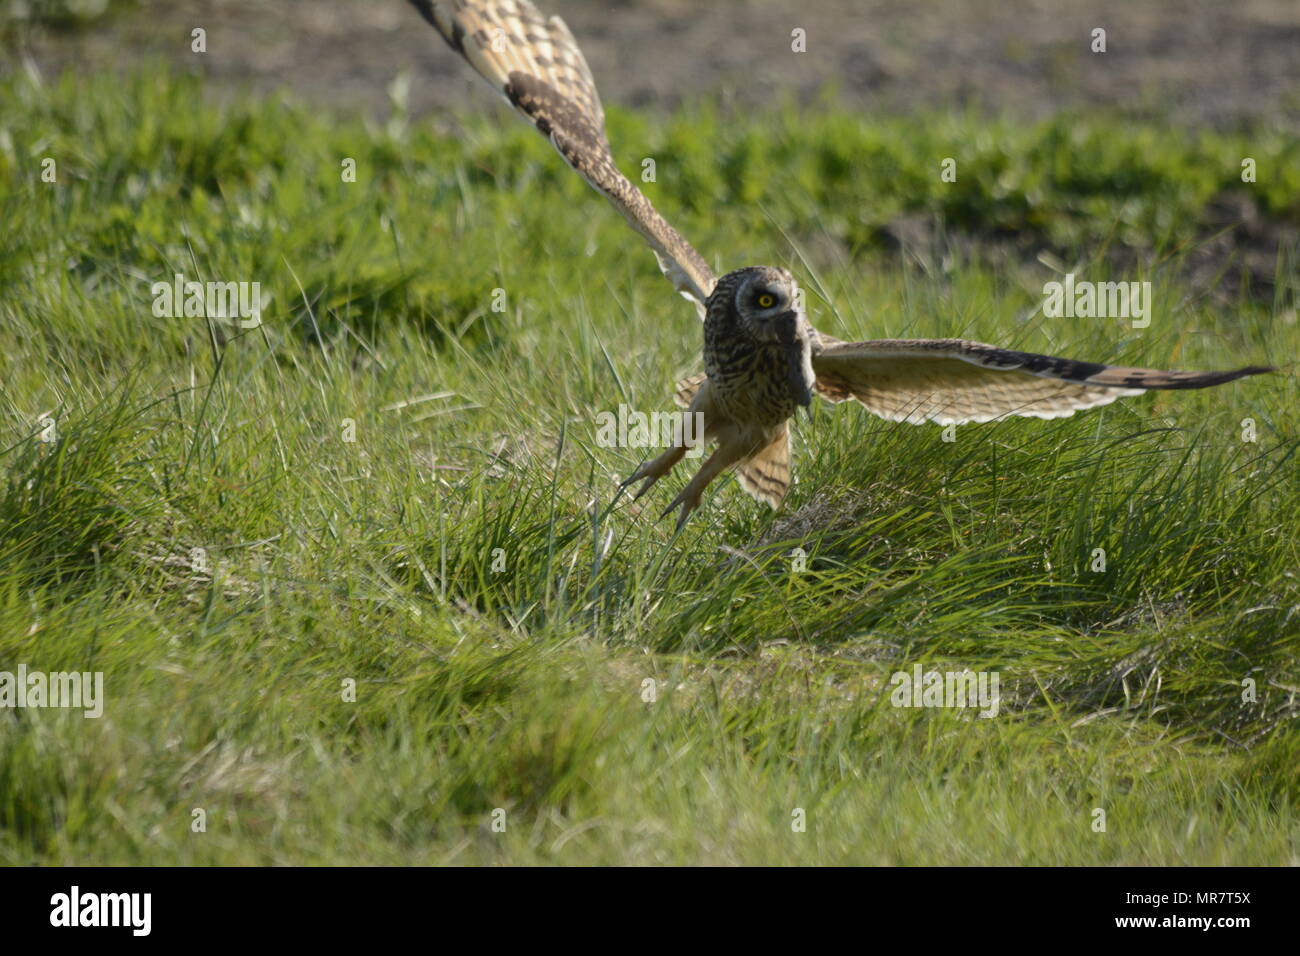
top-left (738, 277), bottom-right (802, 339)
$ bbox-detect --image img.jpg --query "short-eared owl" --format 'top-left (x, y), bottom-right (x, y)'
top-left (409, 0), bottom-right (1271, 528)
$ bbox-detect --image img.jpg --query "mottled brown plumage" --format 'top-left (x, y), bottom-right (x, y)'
top-left (410, 0), bottom-right (1273, 528)
top-left (409, 0), bottom-right (714, 310)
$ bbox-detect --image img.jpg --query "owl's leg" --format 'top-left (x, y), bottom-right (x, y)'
top-left (621, 385), bottom-right (713, 501)
top-left (621, 443), bottom-right (690, 501)
top-left (660, 439), bottom-right (749, 531)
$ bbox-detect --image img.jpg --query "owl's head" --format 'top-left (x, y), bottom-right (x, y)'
top-left (729, 266), bottom-right (815, 407)
top-left (731, 266), bottom-right (803, 339)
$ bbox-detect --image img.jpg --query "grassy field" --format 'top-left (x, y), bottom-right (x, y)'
top-left (0, 66), bottom-right (1297, 865)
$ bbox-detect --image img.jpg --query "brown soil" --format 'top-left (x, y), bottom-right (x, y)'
top-left (8, 0), bottom-right (1300, 125)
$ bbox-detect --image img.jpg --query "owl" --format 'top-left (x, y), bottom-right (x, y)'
top-left (410, 0), bottom-right (1272, 527)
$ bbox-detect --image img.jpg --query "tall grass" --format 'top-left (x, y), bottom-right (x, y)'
top-left (0, 68), bottom-right (1296, 864)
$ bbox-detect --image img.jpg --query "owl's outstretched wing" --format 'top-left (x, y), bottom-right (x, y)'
top-left (409, 0), bottom-right (717, 313)
top-left (811, 337), bottom-right (1272, 425)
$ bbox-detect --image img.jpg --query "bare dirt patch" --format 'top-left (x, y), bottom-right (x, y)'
top-left (8, 0), bottom-right (1300, 126)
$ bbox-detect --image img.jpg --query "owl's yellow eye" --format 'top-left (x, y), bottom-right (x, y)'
top-left (757, 294), bottom-right (776, 309)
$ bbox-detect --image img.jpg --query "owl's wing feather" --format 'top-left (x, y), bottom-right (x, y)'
top-left (812, 336), bottom-right (1272, 425)
top-left (673, 371), bottom-right (708, 408)
top-left (409, 0), bottom-right (717, 313)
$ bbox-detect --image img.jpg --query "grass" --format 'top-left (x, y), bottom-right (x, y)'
top-left (0, 66), bottom-right (1297, 865)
